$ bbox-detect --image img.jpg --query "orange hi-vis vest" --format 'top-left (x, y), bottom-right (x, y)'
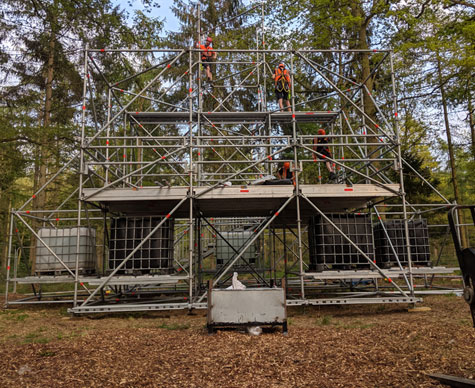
top-left (281, 166), bottom-right (296, 186)
top-left (199, 44), bottom-right (214, 61)
top-left (274, 67), bottom-right (291, 88)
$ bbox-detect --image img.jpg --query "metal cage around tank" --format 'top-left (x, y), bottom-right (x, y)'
top-left (108, 216), bottom-right (175, 274)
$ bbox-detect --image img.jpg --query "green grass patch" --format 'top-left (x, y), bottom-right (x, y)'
top-left (39, 350), bottom-right (56, 357)
top-left (442, 292), bottom-right (457, 298)
top-left (67, 329), bottom-right (88, 338)
top-left (315, 316), bottom-right (373, 329)
top-left (1, 309), bottom-right (26, 315)
top-left (316, 315), bottom-right (332, 326)
top-left (157, 322), bottom-right (190, 330)
top-left (459, 319), bottom-right (472, 327)
top-left (23, 332), bottom-right (49, 344)
top-left (0, 309), bottom-right (29, 321)
top-left (4, 313), bottom-right (28, 322)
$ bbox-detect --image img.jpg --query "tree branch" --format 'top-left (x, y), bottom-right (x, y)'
top-left (446, 0), bottom-right (475, 10)
top-left (0, 136), bottom-right (40, 145)
top-left (416, 0), bottom-right (431, 19)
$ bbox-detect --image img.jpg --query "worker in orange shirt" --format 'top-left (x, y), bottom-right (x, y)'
top-left (276, 161), bottom-right (295, 185)
top-left (199, 37), bottom-right (217, 83)
top-left (272, 63), bottom-right (291, 112)
top-left (314, 128), bottom-right (337, 181)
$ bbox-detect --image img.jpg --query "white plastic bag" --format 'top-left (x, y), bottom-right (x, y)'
top-left (231, 272), bottom-right (246, 290)
top-left (226, 272), bottom-right (246, 289)
top-left (247, 326), bottom-right (262, 336)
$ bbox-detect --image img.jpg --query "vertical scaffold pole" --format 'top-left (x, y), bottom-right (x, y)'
top-left (105, 88), bottom-right (111, 185)
top-left (197, 3), bottom-right (203, 186)
top-left (262, 2), bottom-right (271, 175)
top-left (261, 1), bottom-right (267, 110)
top-left (4, 210), bottom-right (14, 307)
top-left (256, 18), bottom-right (260, 112)
top-left (290, 53), bottom-right (306, 299)
top-left (361, 88), bottom-right (369, 183)
top-left (74, 46), bottom-right (89, 307)
top-left (193, 3), bottom-right (200, 302)
top-left (188, 47), bottom-right (194, 306)
top-left (390, 51), bottom-right (414, 297)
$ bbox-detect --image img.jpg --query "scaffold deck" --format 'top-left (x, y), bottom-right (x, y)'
top-left (127, 111), bottom-right (339, 124)
top-left (82, 184), bottom-right (399, 218)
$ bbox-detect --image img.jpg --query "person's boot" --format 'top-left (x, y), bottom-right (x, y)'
top-left (329, 172), bottom-right (337, 181)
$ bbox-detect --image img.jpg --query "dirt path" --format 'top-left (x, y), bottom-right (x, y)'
top-left (0, 295), bottom-right (474, 387)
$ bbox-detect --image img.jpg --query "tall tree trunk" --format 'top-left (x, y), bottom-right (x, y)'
top-left (1, 199), bottom-right (12, 277)
top-left (358, 25), bottom-right (375, 122)
top-left (30, 32), bottom-right (55, 273)
top-left (40, 32), bottom-right (55, 202)
top-left (436, 55), bottom-right (468, 248)
top-left (350, 1), bottom-right (375, 121)
top-left (350, 0), bottom-right (377, 169)
top-left (468, 93), bottom-right (475, 160)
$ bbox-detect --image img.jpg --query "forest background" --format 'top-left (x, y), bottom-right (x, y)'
top-left (0, 0), bottom-right (474, 279)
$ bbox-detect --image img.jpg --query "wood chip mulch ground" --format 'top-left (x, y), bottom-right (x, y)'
top-left (0, 295), bottom-right (474, 387)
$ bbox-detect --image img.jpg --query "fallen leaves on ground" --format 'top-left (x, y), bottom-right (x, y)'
top-left (0, 295), bottom-right (473, 387)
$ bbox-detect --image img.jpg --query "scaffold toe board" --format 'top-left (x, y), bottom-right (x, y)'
top-left (305, 267), bottom-right (459, 280)
top-left (82, 184), bottom-right (399, 218)
top-left (86, 275), bottom-right (188, 286)
top-left (127, 111), bottom-right (339, 124)
top-left (69, 302), bottom-right (192, 314)
top-left (12, 276), bottom-right (95, 284)
top-left (288, 297), bottom-right (423, 305)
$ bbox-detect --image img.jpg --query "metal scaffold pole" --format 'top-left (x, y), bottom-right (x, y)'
top-left (188, 46), bottom-right (195, 306)
top-left (197, 3), bottom-right (203, 186)
top-left (290, 53), bottom-right (306, 299)
top-left (390, 51), bottom-right (415, 298)
top-left (73, 46), bottom-right (89, 307)
top-left (105, 88), bottom-right (111, 184)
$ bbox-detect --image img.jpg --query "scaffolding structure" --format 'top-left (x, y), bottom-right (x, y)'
top-left (4, 5), bottom-right (463, 314)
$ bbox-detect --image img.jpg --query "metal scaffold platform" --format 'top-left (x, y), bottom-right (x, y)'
top-left (82, 184), bottom-right (400, 218)
top-left (127, 111), bottom-right (339, 124)
top-left (4, 3), bottom-right (464, 315)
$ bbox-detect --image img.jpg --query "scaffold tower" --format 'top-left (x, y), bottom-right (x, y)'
top-left (4, 4), bottom-right (462, 314)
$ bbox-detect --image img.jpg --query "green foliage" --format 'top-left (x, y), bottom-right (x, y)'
top-left (0, 0), bottom-right (164, 273)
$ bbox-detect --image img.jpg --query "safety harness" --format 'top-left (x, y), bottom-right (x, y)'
top-left (201, 44), bottom-right (214, 61)
top-left (275, 67), bottom-right (290, 92)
